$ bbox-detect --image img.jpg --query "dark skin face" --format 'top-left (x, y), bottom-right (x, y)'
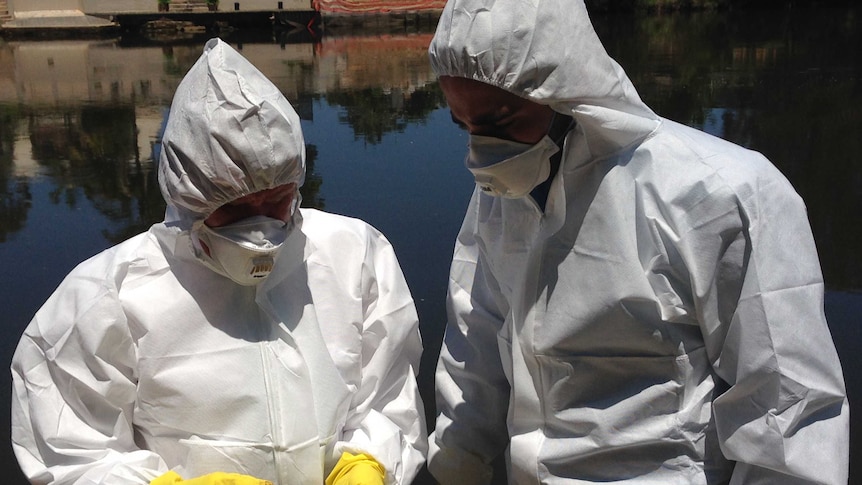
top-left (438, 75), bottom-right (558, 143)
top-left (204, 183), bottom-right (298, 228)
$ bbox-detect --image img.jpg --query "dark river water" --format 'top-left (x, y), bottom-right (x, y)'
top-left (1, 6), bottom-right (859, 484)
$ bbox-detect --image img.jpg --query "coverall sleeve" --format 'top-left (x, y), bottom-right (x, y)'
top-left (427, 206), bottom-right (512, 485)
top-left (11, 255), bottom-right (168, 484)
top-left (332, 227), bottom-right (428, 485)
top-left (691, 172), bottom-right (849, 484)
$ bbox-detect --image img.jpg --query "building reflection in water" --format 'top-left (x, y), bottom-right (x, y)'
top-left (0, 31), bottom-right (446, 242)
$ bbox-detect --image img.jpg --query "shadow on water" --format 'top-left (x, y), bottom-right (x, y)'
top-left (1, 6), bottom-right (859, 484)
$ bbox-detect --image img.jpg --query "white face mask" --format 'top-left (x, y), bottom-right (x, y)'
top-left (193, 215), bottom-right (290, 286)
top-left (465, 134), bottom-right (561, 198)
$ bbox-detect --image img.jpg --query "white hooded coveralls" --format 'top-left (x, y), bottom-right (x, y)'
top-left (11, 38), bottom-right (427, 485)
top-left (427, 1), bottom-right (849, 484)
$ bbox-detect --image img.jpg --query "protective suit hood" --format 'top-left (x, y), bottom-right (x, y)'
top-left (428, 0), bottom-right (660, 157)
top-left (158, 38), bottom-right (306, 227)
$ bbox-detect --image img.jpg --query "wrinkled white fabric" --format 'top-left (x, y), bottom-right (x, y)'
top-left (11, 38), bottom-right (427, 485)
top-left (158, 38), bottom-right (305, 226)
top-left (427, 1), bottom-right (849, 484)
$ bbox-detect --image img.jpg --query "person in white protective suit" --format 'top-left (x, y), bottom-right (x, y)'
top-left (11, 38), bottom-right (427, 485)
top-left (425, 0), bottom-right (850, 484)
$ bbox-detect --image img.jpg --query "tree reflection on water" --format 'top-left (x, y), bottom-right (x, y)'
top-left (326, 84), bottom-right (446, 144)
top-left (0, 105), bottom-right (30, 242)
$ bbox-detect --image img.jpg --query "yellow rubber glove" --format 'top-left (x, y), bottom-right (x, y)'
top-left (325, 452), bottom-right (386, 485)
top-left (150, 471), bottom-right (272, 485)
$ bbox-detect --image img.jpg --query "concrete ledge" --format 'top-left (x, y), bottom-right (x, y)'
top-left (13, 9), bottom-right (87, 18)
top-left (3, 15), bottom-right (116, 28)
top-left (1, 10), bottom-right (118, 37)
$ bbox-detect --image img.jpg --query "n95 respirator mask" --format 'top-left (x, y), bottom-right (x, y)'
top-left (193, 215), bottom-right (289, 286)
top-left (465, 134), bottom-right (560, 198)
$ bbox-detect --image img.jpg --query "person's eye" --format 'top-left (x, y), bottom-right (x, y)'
top-left (495, 111), bottom-right (520, 129)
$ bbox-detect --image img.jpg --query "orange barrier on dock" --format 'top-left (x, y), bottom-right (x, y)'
top-left (313, 0), bottom-right (446, 13)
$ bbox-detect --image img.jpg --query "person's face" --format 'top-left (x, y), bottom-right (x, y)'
top-left (204, 183), bottom-right (298, 227)
top-left (439, 76), bottom-right (556, 144)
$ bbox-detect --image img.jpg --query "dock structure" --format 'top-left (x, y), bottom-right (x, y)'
top-left (0, 0), bottom-right (120, 36)
top-left (0, 0), bottom-right (444, 38)
top-left (0, 0), bottom-right (316, 37)
top-left (0, 10), bottom-right (119, 35)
